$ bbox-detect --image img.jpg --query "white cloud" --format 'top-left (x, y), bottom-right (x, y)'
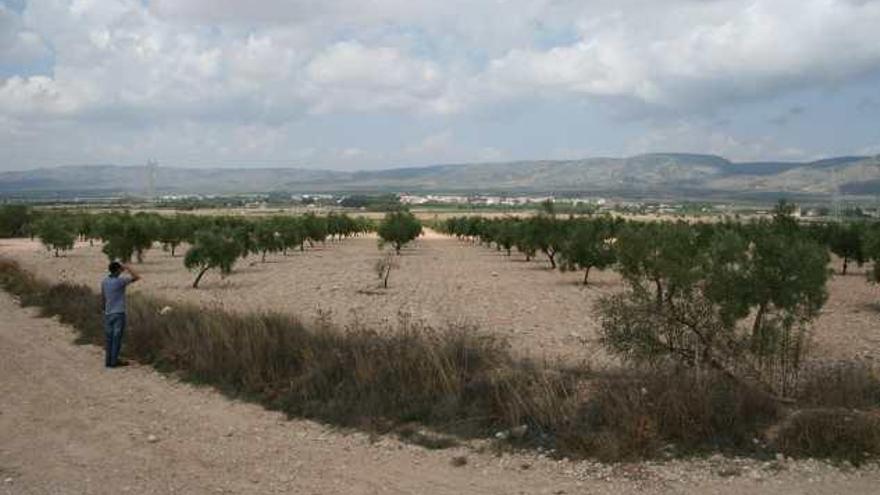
top-left (10, 0), bottom-right (880, 121)
top-left (0, 4), bottom-right (50, 65)
top-left (483, 0), bottom-right (880, 109)
top-left (0, 75), bottom-right (95, 115)
top-left (2, 0), bottom-right (880, 169)
top-left (303, 41), bottom-right (453, 114)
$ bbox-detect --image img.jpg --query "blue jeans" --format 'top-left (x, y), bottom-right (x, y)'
top-left (104, 313), bottom-right (126, 367)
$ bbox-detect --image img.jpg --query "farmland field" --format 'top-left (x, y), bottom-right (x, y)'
top-left (2, 227), bottom-right (878, 366)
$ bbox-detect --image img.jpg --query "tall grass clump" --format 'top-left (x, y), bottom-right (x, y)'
top-left (556, 368), bottom-right (781, 461)
top-left (770, 362), bottom-right (880, 464)
top-left (795, 362), bottom-right (880, 409)
top-left (126, 296), bottom-right (580, 432)
top-left (773, 409), bottom-right (880, 465)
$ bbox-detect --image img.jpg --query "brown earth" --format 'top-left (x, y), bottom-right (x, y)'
top-left (1, 231), bottom-right (878, 365)
top-left (2, 290), bottom-right (880, 494)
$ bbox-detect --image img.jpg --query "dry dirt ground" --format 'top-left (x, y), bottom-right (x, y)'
top-left (2, 290), bottom-right (880, 494)
top-left (1, 231), bottom-right (879, 365)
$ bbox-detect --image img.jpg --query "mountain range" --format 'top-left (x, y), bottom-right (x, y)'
top-left (2, 153), bottom-right (880, 200)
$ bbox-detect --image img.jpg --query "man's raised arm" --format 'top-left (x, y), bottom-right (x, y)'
top-left (122, 264), bottom-right (141, 283)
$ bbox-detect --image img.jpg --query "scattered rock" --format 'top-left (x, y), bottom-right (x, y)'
top-left (509, 424), bottom-right (528, 439)
top-left (450, 456), bottom-right (468, 467)
top-left (716, 466), bottom-right (742, 478)
top-left (520, 463), bottom-right (531, 470)
top-left (494, 431), bottom-right (509, 440)
top-left (491, 271), bottom-right (499, 277)
top-left (147, 434), bottom-right (159, 443)
top-left (3, 477), bottom-right (13, 484)
top-left (159, 306), bottom-right (173, 315)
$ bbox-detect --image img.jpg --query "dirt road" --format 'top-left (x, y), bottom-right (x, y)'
top-left (1, 292), bottom-right (880, 494)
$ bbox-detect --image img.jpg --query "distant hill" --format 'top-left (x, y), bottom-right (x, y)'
top-left (2, 153), bottom-right (879, 200)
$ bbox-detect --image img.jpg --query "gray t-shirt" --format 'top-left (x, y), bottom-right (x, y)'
top-left (102, 275), bottom-right (132, 315)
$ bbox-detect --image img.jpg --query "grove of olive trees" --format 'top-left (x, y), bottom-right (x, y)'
top-left (439, 207), bottom-right (877, 400)
top-left (0, 207), bottom-right (373, 288)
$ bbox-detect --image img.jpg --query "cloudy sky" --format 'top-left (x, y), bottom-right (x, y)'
top-left (1, 0), bottom-right (879, 171)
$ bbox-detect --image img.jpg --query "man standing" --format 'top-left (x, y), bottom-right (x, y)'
top-left (101, 261), bottom-right (141, 368)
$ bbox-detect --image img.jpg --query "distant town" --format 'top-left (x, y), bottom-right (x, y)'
top-left (129, 192), bottom-right (880, 219)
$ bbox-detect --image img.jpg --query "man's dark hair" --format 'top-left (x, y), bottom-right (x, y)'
top-left (108, 261), bottom-right (122, 276)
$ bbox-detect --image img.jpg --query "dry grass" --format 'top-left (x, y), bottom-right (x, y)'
top-left (557, 368), bottom-right (781, 461)
top-left (0, 258), bottom-right (578, 442)
top-left (795, 362), bottom-right (880, 409)
top-left (773, 409), bottom-right (880, 465)
top-left (2, 256), bottom-right (879, 464)
top-left (771, 362), bottom-right (880, 464)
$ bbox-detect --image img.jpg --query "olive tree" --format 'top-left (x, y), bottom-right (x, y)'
top-left (513, 220), bottom-right (538, 261)
top-left (99, 214), bottom-right (135, 262)
top-left (36, 216), bottom-right (76, 257)
top-left (302, 213), bottom-right (328, 248)
top-left (601, 221), bottom-right (829, 398)
top-left (157, 215), bottom-right (191, 257)
top-left (276, 217), bottom-right (305, 255)
top-left (74, 213), bottom-right (100, 246)
top-left (827, 222), bottom-right (867, 275)
top-left (253, 219), bottom-right (283, 262)
top-left (866, 225), bottom-right (880, 283)
top-left (0, 205), bottom-right (33, 238)
top-left (183, 228), bottom-right (243, 288)
top-left (377, 210), bottom-right (422, 254)
top-left (614, 221), bottom-right (703, 306)
top-left (494, 219), bottom-right (519, 256)
top-left (525, 215), bottom-right (566, 269)
top-left (559, 218), bottom-right (617, 285)
top-left (98, 213), bottom-right (158, 263)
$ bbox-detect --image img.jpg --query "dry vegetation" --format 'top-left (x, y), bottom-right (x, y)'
top-left (2, 205), bottom-right (880, 465)
top-left (2, 255), bottom-right (879, 463)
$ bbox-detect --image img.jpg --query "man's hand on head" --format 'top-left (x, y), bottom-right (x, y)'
top-left (123, 263), bottom-right (142, 282)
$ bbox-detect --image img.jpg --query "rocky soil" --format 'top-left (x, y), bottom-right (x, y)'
top-left (2, 291), bottom-right (880, 494)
